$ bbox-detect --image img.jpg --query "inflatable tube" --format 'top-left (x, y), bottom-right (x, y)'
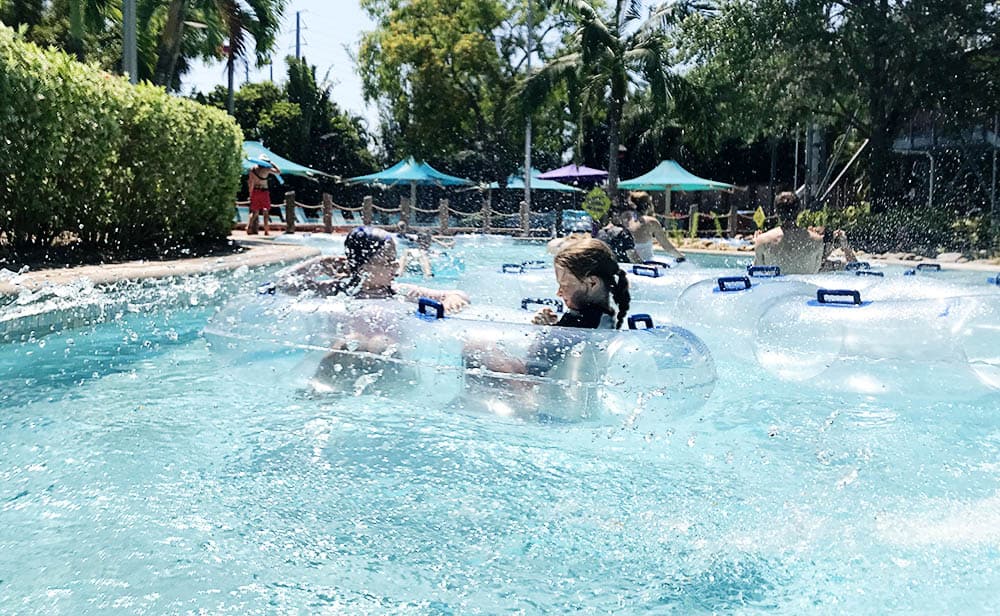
top-left (204, 294), bottom-right (717, 422)
top-left (674, 275), bottom-right (818, 340)
top-left (752, 288), bottom-right (1000, 398)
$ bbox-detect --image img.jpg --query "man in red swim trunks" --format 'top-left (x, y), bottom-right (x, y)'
top-left (247, 155), bottom-right (281, 235)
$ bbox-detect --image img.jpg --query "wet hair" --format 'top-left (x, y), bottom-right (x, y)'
top-left (554, 238), bottom-right (631, 329)
top-left (629, 191), bottom-right (652, 212)
top-left (774, 191), bottom-right (801, 224)
top-left (336, 226), bottom-right (395, 295)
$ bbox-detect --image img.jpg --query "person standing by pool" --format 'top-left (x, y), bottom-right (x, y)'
top-left (247, 155), bottom-right (281, 236)
top-left (753, 191), bottom-right (825, 275)
top-left (275, 226), bottom-right (470, 312)
top-left (624, 191), bottom-right (686, 262)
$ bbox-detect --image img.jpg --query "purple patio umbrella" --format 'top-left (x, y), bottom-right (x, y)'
top-left (536, 164), bottom-right (608, 185)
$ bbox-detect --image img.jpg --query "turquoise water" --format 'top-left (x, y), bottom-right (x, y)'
top-left (2, 237), bottom-right (1000, 614)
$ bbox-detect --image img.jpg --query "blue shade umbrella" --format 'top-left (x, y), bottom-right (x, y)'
top-left (241, 141), bottom-right (336, 180)
top-left (486, 169), bottom-right (582, 192)
top-left (344, 156), bottom-right (475, 207)
top-left (618, 160), bottom-right (733, 192)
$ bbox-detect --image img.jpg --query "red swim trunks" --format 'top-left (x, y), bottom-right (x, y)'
top-left (250, 187), bottom-right (271, 212)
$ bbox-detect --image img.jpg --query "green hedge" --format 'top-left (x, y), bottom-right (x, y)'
top-left (0, 25), bottom-right (243, 254)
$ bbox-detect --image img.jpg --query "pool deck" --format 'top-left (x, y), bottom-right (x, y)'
top-left (0, 231), bottom-right (320, 297)
top-left (2, 231), bottom-right (998, 297)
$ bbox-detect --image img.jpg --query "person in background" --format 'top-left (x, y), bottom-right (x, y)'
top-left (247, 155), bottom-right (281, 236)
top-left (753, 192), bottom-right (825, 275)
top-left (817, 227), bottom-right (860, 271)
top-left (596, 203), bottom-right (640, 263)
top-left (625, 191), bottom-right (686, 261)
top-left (396, 221), bottom-right (456, 277)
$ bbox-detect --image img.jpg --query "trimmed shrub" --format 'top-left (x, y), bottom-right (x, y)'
top-left (0, 25), bottom-right (242, 255)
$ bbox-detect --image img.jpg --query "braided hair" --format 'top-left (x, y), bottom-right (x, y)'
top-left (553, 237), bottom-right (631, 329)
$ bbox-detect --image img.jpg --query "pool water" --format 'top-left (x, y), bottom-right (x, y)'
top-left (2, 236), bottom-right (1000, 614)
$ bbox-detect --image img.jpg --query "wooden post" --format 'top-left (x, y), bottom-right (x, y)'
top-left (400, 196), bottom-right (411, 227)
top-left (727, 192), bottom-right (737, 237)
top-left (362, 195), bottom-right (373, 226)
top-left (520, 199), bottom-right (529, 236)
top-left (439, 198), bottom-right (449, 233)
top-left (322, 192), bottom-right (333, 234)
top-left (555, 200), bottom-right (564, 236)
top-left (284, 191), bottom-right (296, 234)
top-left (482, 194), bottom-right (492, 234)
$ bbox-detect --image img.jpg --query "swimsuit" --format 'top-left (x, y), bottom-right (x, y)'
top-left (596, 226), bottom-right (635, 263)
top-left (633, 240), bottom-right (654, 262)
top-left (249, 168), bottom-right (271, 212)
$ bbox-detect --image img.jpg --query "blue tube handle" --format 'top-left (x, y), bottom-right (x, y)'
top-left (627, 314), bottom-right (655, 330)
top-left (717, 276), bottom-right (751, 292)
top-left (845, 261), bottom-right (870, 271)
top-left (817, 289), bottom-right (862, 305)
top-left (631, 264), bottom-right (661, 278)
top-left (521, 259), bottom-right (548, 270)
top-left (501, 263), bottom-right (524, 274)
top-left (643, 260), bottom-right (671, 269)
top-left (916, 263), bottom-right (942, 271)
top-left (989, 274), bottom-right (1000, 286)
top-left (747, 265), bottom-right (781, 278)
top-left (418, 297), bottom-right (445, 319)
top-left (855, 270), bottom-right (884, 277)
top-left (257, 281), bottom-right (277, 295)
top-left (521, 297), bottom-right (564, 313)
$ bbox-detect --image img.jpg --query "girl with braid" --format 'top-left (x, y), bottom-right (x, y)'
top-left (531, 238), bottom-right (631, 330)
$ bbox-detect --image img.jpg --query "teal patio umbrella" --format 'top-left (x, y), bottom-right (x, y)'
top-left (344, 156), bottom-right (475, 208)
top-left (242, 140), bottom-right (335, 180)
top-left (619, 160), bottom-right (733, 214)
top-left (618, 160), bottom-right (733, 192)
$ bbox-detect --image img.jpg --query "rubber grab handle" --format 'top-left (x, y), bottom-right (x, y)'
top-left (418, 297), bottom-right (445, 319)
top-left (632, 264), bottom-right (661, 278)
top-left (817, 289), bottom-right (862, 305)
top-left (916, 263), bottom-right (942, 271)
top-left (855, 270), bottom-right (884, 277)
top-left (845, 261), bottom-right (870, 271)
top-left (521, 297), bottom-right (564, 313)
top-left (747, 265), bottom-right (781, 277)
top-left (521, 259), bottom-right (548, 270)
top-left (627, 313), bottom-right (654, 330)
top-left (643, 260), bottom-right (672, 269)
top-left (717, 276), bottom-right (751, 292)
top-left (501, 263), bottom-right (524, 274)
top-left (989, 275), bottom-right (1000, 286)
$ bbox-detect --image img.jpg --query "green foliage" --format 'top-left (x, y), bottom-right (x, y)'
top-left (0, 25), bottom-right (242, 254)
top-left (198, 56), bottom-right (376, 180)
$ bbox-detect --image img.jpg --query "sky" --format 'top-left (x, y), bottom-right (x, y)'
top-left (181, 0), bottom-right (378, 127)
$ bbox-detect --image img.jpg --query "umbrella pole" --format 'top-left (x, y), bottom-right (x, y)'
top-left (410, 182), bottom-right (417, 227)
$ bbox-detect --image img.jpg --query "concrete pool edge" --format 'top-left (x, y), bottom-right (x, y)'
top-left (0, 232), bottom-right (321, 297)
top-left (4, 231), bottom-right (1000, 298)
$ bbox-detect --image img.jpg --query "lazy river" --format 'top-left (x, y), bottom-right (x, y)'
top-left (2, 234), bottom-right (1000, 614)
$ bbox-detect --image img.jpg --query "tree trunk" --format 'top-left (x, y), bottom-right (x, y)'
top-left (607, 95), bottom-right (622, 204)
top-left (153, 0), bottom-right (188, 88)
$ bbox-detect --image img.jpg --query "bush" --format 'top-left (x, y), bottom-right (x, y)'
top-left (0, 25), bottom-right (242, 257)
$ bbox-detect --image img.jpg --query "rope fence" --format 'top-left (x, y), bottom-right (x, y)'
top-left (234, 191), bottom-right (763, 238)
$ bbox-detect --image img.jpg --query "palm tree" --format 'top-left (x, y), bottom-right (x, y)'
top-left (152, 0), bottom-right (284, 97)
top-left (522, 0), bottom-right (700, 201)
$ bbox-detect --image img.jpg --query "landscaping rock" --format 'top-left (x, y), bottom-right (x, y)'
top-left (935, 252), bottom-right (963, 263)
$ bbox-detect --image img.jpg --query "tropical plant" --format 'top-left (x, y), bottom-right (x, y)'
top-left (521, 0), bottom-right (702, 200)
